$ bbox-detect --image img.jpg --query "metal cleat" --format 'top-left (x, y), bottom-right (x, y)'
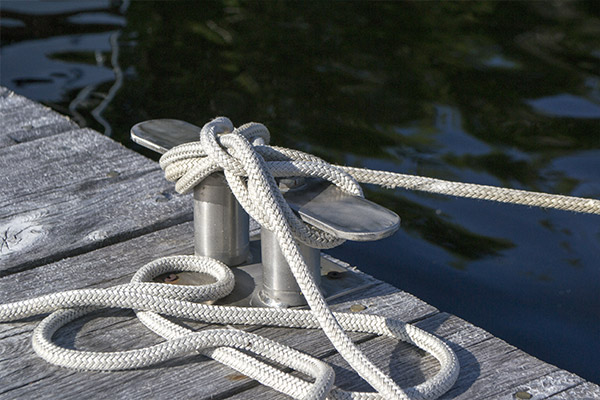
top-left (131, 119), bottom-right (400, 307)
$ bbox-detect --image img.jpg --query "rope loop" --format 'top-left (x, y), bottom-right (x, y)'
top-left (199, 117), bottom-right (245, 176)
top-left (161, 117), bottom-right (365, 249)
top-left (2, 116), bottom-right (598, 399)
top-left (1, 254), bottom-right (460, 400)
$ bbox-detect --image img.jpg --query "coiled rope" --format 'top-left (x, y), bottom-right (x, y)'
top-left (2, 117), bottom-right (598, 399)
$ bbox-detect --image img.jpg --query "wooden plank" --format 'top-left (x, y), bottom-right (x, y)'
top-left (225, 313), bottom-right (487, 399)
top-left (0, 129), bottom-right (192, 276)
top-left (444, 342), bottom-right (558, 399)
top-left (2, 92), bottom-right (598, 399)
top-left (0, 88), bottom-right (78, 147)
top-left (2, 217), bottom-right (591, 399)
top-left (246, 281), bottom-right (438, 360)
top-left (0, 222), bottom-right (233, 399)
top-left (493, 370), bottom-right (583, 399)
top-left (0, 223), bottom-right (196, 305)
top-left (418, 316), bottom-right (593, 399)
top-left (227, 310), bottom-right (586, 400)
top-left (546, 381), bottom-right (600, 399)
top-left (0, 311), bottom-right (235, 400)
top-left (0, 87), bottom-right (38, 114)
top-left (0, 220), bottom-right (441, 399)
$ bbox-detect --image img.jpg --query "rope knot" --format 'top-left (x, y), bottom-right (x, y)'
top-left (159, 117), bottom-right (366, 248)
top-left (197, 117), bottom-right (271, 177)
top-left (0, 116), bottom-right (468, 400)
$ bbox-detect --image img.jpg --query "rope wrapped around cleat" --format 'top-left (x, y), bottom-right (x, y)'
top-left (8, 116), bottom-right (597, 399)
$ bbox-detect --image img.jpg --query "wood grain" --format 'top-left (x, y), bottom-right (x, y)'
top-left (0, 88), bottom-right (77, 147)
top-left (0, 220), bottom-right (438, 399)
top-left (0, 128), bottom-right (192, 276)
top-left (546, 381), bottom-right (600, 399)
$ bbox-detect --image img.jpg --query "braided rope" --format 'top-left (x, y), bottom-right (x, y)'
top-left (341, 167), bottom-right (600, 215)
top-left (1, 254), bottom-right (459, 399)
top-left (7, 116), bottom-right (597, 399)
top-left (0, 117), bottom-right (462, 399)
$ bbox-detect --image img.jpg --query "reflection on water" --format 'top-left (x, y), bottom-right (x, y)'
top-left (1, 0), bottom-right (599, 383)
top-left (527, 93), bottom-right (600, 119)
top-left (2, 32), bottom-right (117, 102)
top-left (1, 0), bottom-right (127, 135)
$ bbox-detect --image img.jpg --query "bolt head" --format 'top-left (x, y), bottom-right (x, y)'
top-left (350, 304), bottom-right (367, 312)
top-left (514, 391), bottom-right (532, 399)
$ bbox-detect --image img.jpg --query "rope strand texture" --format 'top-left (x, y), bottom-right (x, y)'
top-left (14, 116), bottom-right (598, 399)
top-left (1, 255), bottom-right (459, 400)
top-left (0, 117), bottom-right (462, 399)
top-left (341, 167), bottom-right (600, 215)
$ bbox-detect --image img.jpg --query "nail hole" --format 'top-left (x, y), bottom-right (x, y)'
top-left (326, 271), bottom-right (344, 280)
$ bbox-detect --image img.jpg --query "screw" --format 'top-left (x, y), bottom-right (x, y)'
top-left (350, 304), bottom-right (366, 312)
top-left (514, 391), bottom-right (532, 399)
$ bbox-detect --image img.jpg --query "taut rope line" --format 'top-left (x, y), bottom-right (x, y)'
top-left (1, 117), bottom-right (598, 399)
top-left (341, 166), bottom-right (600, 215)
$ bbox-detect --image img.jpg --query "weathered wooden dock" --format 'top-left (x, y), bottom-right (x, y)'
top-left (1, 86), bottom-right (598, 399)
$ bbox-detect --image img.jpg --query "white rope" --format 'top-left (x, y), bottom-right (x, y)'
top-left (0, 255), bottom-right (457, 399)
top-left (0, 117), bottom-right (462, 399)
top-left (8, 116), bottom-right (597, 399)
top-left (341, 167), bottom-right (600, 215)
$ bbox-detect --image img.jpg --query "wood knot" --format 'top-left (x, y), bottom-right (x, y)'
top-left (0, 213), bottom-right (45, 255)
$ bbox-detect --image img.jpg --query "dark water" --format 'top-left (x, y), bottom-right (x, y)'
top-left (2, 0), bottom-right (599, 384)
